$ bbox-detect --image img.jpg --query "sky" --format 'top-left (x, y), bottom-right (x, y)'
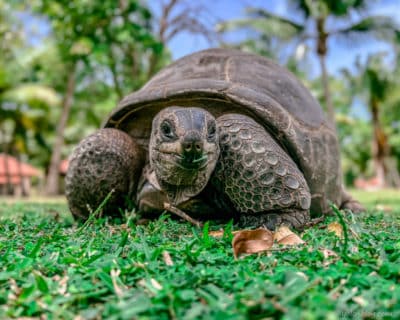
top-left (148, 0), bottom-right (400, 119)
top-left (22, 0), bottom-right (400, 76)
top-left (20, 0), bottom-right (400, 119)
top-left (149, 0), bottom-right (399, 74)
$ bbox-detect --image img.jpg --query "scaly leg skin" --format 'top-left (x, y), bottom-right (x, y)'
top-left (211, 114), bottom-right (311, 230)
top-left (340, 189), bottom-right (365, 213)
top-left (65, 128), bottom-right (144, 221)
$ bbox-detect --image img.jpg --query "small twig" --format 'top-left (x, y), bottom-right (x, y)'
top-left (304, 216), bottom-right (326, 227)
top-left (268, 246), bottom-right (304, 252)
top-left (163, 202), bottom-right (203, 228)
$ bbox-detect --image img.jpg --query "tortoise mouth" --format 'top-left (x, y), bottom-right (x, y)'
top-left (154, 149), bottom-right (210, 170)
top-left (175, 153), bottom-right (208, 170)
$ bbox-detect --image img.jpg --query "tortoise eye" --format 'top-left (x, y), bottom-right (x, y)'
top-left (207, 121), bottom-right (216, 141)
top-left (160, 120), bottom-right (177, 140)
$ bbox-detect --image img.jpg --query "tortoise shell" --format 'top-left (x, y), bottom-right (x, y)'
top-left (104, 48), bottom-right (342, 216)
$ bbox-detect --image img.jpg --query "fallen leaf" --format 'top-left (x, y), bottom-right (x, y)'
top-left (111, 269), bottom-right (124, 297)
top-left (209, 230), bottom-right (224, 237)
top-left (350, 246), bottom-right (359, 253)
top-left (295, 271), bottom-right (309, 281)
top-left (53, 275), bottom-right (69, 296)
top-left (150, 278), bottom-right (163, 290)
top-left (274, 226), bottom-right (305, 245)
top-left (210, 230), bottom-right (241, 238)
top-left (320, 248), bottom-right (338, 259)
top-left (162, 251), bottom-right (174, 266)
top-left (352, 296), bottom-right (368, 307)
top-left (375, 204), bottom-right (393, 212)
top-left (232, 228), bottom-right (274, 259)
top-left (138, 278), bottom-right (163, 292)
top-left (327, 222), bottom-right (343, 238)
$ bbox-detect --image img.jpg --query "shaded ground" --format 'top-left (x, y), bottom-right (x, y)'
top-left (0, 190), bottom-right (399, 319)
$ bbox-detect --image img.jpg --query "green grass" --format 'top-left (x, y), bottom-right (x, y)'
top-left (0, 191), bottom-right (399, 319)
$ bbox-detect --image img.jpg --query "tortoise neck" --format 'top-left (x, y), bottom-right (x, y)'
top-left (157, 170), bottom-right (209, 205)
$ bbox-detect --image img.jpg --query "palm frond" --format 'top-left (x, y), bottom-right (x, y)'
top-left (217, 9), bottom-right (306, 42)
top-left (333, 15), bottom-right (399, 41)
top-left (247, 8), bottom-right (305, 32)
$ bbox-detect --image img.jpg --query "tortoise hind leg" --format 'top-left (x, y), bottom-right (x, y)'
top-left (340, 189), bottom-right (365, 213)
top-left (211, 114), bottom-right (311, 230)
top-left (65, 128), bottom-right (145, 221)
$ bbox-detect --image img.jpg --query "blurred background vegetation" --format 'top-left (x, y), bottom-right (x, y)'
top-left (1, 0), bottom-right (400, 196)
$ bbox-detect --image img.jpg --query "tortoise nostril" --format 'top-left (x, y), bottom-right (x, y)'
top-left (181, 139), bottom-right (203, 156)
top-left (181, 131), bottom-right (204, 156)
top-left (182, 141), bottom-right (193, 152)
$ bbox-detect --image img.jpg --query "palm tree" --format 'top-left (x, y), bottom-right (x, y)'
top-left (343, 54), bottom-right (400, 188)
top-left (218, 0), bottom-right (399, 126)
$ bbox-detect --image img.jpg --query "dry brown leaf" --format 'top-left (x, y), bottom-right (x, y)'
top-left (137, 278), bottom-right (163, 291)
top-left (295, 271), bottom-right (309, 281)
top-left (150, 278), bottom-right (163, 290)
top-left (375, 204), bottom-right (393, 212)
top-left (53, 274), bottom-right (69, 296)
top-left (274, 226), bottom-right (305, 245)
top-left (320, 248), bottom-right (338, 259)
top-left (232, 228), bottom-right (274, 259)
top-left (209, 230), bottom-right (225, 237)
top-left (162, 251), bottom-right (174, 266)
top-left (352, 296), bottom-right (368, 307)
top-left (327, 222), bottom-right (343, 238)
top-left (210, 230), bottom-right (242, 238)
top-left (110, 269), bottom-right (124, 298)
top-left (350, 246), bottom-right (359, 253)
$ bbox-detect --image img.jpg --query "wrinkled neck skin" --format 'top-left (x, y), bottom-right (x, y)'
top-left (149, 150), bottom-right (219, 205)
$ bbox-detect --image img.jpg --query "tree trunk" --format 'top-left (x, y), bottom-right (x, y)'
top-left (370, 98), bottom-right (391, 188)
top-left (316, 17), bottom-right (335, 128)
top-left (318, 54), bottom-right (335, 125)
top-left (16, 153), bottom-right (27, 196)
top-left (45, 62), bottom-right (77, 196)
top-left (4, 152), bottom-right (12, 195)
top-left (1, 130), bottom-right (13, 195)
top-left (108, 51), bottom-right (124, 100)
top-left (147, 0), bottom-right (178, 78)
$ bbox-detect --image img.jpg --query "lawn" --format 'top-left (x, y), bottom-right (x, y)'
top-left (0, 190), bottom-right (399, 319)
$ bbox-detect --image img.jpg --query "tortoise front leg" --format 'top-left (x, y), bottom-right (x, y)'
top-left (237, 210), bottom-right (310, 230)
top-left (211, 114), bottom-right (311, 230)
top-left (65, 128), bottom-right (144, 221)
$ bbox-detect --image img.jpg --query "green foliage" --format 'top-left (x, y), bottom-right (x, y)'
top-left (31, 0), bottom-right (165, 94)
top-left (339, 52), bottom-right (400, 183)
top-left (0, 194), bottom-right (399, 318)
top-left (1, 0), bottom-right (400, 187)
top-left (1, 0), bottom-right (171, 173)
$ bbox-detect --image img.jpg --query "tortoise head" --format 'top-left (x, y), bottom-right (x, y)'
top-left (149, 107), bottom-right (219, 197)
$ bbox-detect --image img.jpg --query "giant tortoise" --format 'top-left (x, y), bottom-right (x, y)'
top-left (65, 48), bottom-right (363, 229)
